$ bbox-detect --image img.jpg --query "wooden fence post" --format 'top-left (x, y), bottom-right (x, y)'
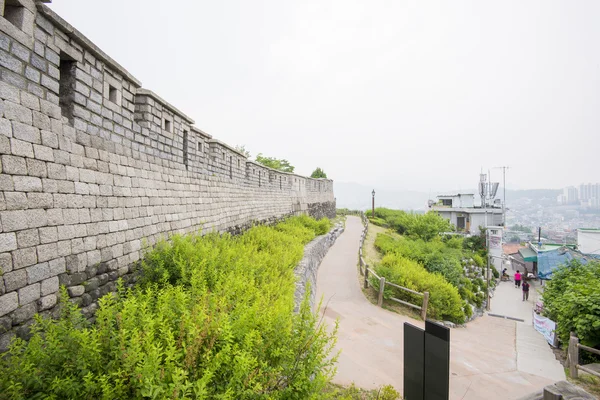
top-left (569, 333), bottom-right (579, 378)
top-left (364, 266), bottom-right (369, 289)
top-left (378, 277), bottom-right (385, 307)
top-left (421, 291), bottom-right (429, 320)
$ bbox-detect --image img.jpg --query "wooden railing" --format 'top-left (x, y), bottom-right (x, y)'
top-left (356, 212), bottom-right (429, 320)
top-left (568, 332), bottom-right (600, 379)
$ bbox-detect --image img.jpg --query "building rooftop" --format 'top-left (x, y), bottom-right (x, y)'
top-left (437, 193), bottom-right (475, 197)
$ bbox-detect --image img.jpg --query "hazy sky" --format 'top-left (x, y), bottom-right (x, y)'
top-left (50, 1), bottom-right (600, 192)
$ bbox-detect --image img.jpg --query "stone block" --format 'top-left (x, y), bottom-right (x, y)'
top-left (3, 101), bottom-right (32, 125)
top-left (36, 242), bottom-right (57, 263)
top-left (37, 294), bottom-right (57, 311)
top-left (1, 155), bottom-right (27, 175)
top-left (18, 283), bottom-right (40, 305)
top-left (1, 210), bottom-right (27, 232)
top-left (65, 253), bottom-right (86, 273)
top-left (11, 302), bottom-right (37, 325)
top-left (33, 144), bottom-right (54, 161)
top-left (87, 249), bottom-right (101, 266)
top-left (56, 240), bottom-right (72, 257)
top-left (12, 247), bottom-right (37, 269)
top-left (38, 226), bottom-right (57, 244)
top-left (26, 262), bottom-right (50, 284)
top-left (4, 191), bottom-right (27, 210)
top-left (0, 292), bottom-right (18, 317)
top-left (13, 175), bottom-right (42, 192)
top-left (48, 257), bottom-right (66, 275)
top-left (42, 130), bottom-right (58, 148)
top-left (16, 229), bottom-right (39, 248)
top-left (4, 268), bottom-right (26, 292)
top-left (10, 138), bottom-right (34, 157)
top-left (0, 81), bottom-right (19, 103)
top-left (40, 276), bottom-right (59, 296)
top-left (25, 158), bottom-right (47, 177)
top-left (46, 208), bottom-right (63, 225)
top-left (0, 49), bottom-right (22, 73)
top-left (46, 163), bottom-right (66, 179)
top-left (0, 331), bottom-right (15, 352)
top-left (67, 285), bottom-right (84, 297)
top-left (27, 192), bottom-right (53, 209)
top-left (0, 175), bottom-right (14, 191)
top-left (12, 121), bottom-right (40, 144)
top-left (0, 316), bottom-right (11, 334)
top-left (0, 252), bottom-right (12, 273)
top-left (26, 209), bottom-right (48, 228)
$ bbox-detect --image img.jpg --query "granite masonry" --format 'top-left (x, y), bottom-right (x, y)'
top-left (0, 0), bottom-right (335, 349)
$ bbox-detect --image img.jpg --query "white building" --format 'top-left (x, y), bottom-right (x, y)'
top-left (429, 193), bottom-right (503, 234)
top-left (559, 186), bottom-right (578, 205)
top-left (579, 183), bottom-right (600, 209)
top-left (577, 228), bottom-right (600, 255)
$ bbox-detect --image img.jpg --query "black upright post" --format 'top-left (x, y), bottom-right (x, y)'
top-left (404, 322), bottom-right (425, 400)
top-left (424, 321), bottom-right (450, 400)
top-left (403, 321), bottom-right (450, 400)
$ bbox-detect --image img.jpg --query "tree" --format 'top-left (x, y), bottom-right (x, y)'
top-left (255, 153), bottom-right (295, 173)
top-left (234, 145), bottom-right (250, 158)
top-left (310, 167), bottom-right (327, 178)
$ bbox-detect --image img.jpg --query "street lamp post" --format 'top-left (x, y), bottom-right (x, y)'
top-left (372, 189), bottom-right (375, 218)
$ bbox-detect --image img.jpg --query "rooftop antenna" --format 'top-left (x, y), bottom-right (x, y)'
top-left (493, 166), bottom-right (510, 226)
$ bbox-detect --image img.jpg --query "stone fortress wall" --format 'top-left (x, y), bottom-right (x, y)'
top-left (0, 0), bottom-right (335, 349)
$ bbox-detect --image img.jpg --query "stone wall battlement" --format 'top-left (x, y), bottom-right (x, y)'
top-left (0, 0), bottom-right (335, 348)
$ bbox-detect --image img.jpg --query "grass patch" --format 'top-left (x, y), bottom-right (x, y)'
top-left (323, 382), bottom-right (401, 399)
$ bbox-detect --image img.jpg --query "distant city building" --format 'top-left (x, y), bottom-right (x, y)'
top-left (577, 228), bottom-right (600, 255)
top-left (429, 193), bottom-right (503, 234)
top-left (578, 183), bottom-right (600, 209)
top-left (558, 186), bottom-right (578, 205)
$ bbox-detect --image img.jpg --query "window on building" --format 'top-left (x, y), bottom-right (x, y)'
top-left (441, 199), bottom-right (453, 206)
top-left (197, 142), bottom-right (202, 152)
top-left (491, 229), bottom-right (498, 235)
top-left (164, 119), bottom-right (172, 132)
top-left (182, 131), bottom-right (189, 168)
top-left (108, 85), bottom-right (118, 103)
top-left (4, 0), bottom-right (26, 30)
top-left (59, 54), bottom-right (76, 126)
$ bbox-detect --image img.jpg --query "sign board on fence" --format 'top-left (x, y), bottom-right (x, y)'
top-left (533, 312), bottom-right (557, 347)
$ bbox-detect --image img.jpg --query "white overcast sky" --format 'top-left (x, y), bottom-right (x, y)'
top-left (50, 1), bottom-right (600, 192)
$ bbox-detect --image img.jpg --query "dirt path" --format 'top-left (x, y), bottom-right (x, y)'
top-left (315, 216), bottom-right (561, 399)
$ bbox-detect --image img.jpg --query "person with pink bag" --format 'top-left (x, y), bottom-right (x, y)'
top-left (514, 270), bottom-right (522, 288)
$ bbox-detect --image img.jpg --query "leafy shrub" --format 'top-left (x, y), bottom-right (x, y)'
top-left (0, 217), bottom-right (338, 399)
top-left (375, 234), bottom-right (463, 287)
top-left (370, 208), bottom-right (453, 240)
top-left (542, 260), bottom-right (600, 348)
top-left (472, 254), bottom-right (484, 268)
top-left (374, 254), bottom-right (466, 323)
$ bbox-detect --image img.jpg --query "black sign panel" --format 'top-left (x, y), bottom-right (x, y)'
top-left (424, 321), bottom-right (450, 400)
top-left (403, 322), bottom-right (425, 400)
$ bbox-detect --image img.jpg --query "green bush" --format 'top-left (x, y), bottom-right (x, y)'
top-left (0, 217), bottom-right (338, 399)
top-left (542, 260), bottom-right (600, 348)
top-left (370, 208), bottom-right (453, 241)
top-left (374, 254), bottom-right (466, 323)
top-left (375, 234), bottom-right (463, 287)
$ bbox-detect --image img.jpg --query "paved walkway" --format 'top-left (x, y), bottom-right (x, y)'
top-left (315, 216), bottom-right (564, 399)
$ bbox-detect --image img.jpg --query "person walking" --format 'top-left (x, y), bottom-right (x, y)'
top-left (514, 270), bottom-right (522, 288)
top-left (522, 281), bottom-right (530, 301)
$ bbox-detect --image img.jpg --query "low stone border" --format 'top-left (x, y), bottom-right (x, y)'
top-left (293, 223), bottom-right (344, 311)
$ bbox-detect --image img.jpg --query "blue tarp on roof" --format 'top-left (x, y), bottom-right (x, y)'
top-left (537, 249), bottom-right (589, 280)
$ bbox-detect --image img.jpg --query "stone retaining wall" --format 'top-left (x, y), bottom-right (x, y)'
top-left (294, 223), bottom-right (344, 311)
top-left (0, 1), bottom-right (335, 349)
